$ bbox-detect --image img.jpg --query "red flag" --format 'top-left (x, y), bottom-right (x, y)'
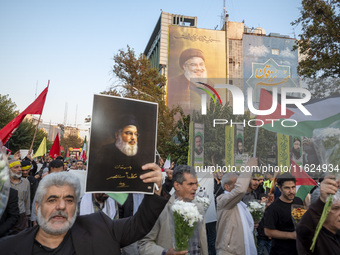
top-left (0, 83), bottom-right (49, 144)
top-left (49, 133), bottom-right (61, 159)
top-left (66, 147), bottom-right (70, 158)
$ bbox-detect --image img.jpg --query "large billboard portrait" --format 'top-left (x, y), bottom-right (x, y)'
top-left (86, 95), bottom-right (158, 194)
top-left (167, 26), bottom-right (226, 115)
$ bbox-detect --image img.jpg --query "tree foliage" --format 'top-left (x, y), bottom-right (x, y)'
top-left (103, 45), bottom-right (179, 157)
top-left (61, 135), bottom-right (83, 150)
top-left (0, 94), bottom-right (18, 129)
top-left (7, 120), bottom-right (47, 153)
top-left (166, 109), bottom-right (191, 165)
top-left (292, 0), bottom-right (340, 81)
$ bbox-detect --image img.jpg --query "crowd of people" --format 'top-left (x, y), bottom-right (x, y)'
top-left (0, 151), bottom-right (339, 255)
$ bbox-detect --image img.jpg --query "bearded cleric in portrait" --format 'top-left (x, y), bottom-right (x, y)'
top-left (86, 98), bottom-right (157, 194)
top-left (167, 48), bottom-right (212, 114)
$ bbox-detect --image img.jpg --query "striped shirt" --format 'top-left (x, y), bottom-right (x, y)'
top-left (10, 178), bottom-right (30, 215)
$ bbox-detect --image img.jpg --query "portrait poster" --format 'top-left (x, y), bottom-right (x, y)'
top-left (234, 125), bottom-right (246, 166)
top-left (193, 123), bottom-right (204, 167)
top-left (225, 126), bottom-right (234, 167)
top-left (167, 25), bottom-right (226, 115)
top-left (86, 94), bottom-right (158, 194)
top-left (290, 136), bottom-right (303, 166)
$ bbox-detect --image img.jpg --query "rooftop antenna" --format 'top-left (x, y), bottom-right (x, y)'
top-left (220, 0), bottom-right (227, 29)
top-left (35, 81), bottom-right (38, 99)
top-left (64, 102), bottom-right (68, 126)
top-left (75, 104), bottom-right (78, 128)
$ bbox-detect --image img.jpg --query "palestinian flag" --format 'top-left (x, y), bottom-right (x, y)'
top-left (163, 154), bottom-right (171, 169)
top-left (79, 136), bottom-right (87, 162)
top-left (256, 89), bottom-right (340, 137)
top-left (291, 160), bottom-right (317, 201)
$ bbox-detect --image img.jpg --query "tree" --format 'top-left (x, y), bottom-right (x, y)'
top-left (0, 94), bottom-right (18, 129)
top-left (7, 120), bottom-right (47, 154)
top-left (292, 0), bottom-right (340, 83)
top-left (60, 135), bottom-right (83, 150)
top-left (165, 109), bottom-right (191, 165)
top-left (103, 45), bottom-right (179, 157)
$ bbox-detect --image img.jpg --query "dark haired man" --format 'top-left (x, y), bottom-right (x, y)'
top-left (264, 173), bottom-right (303, 255)
top-left (139, 165), bottom-right (208, 255)
top-left (48, 159), bottom-right (64, 173)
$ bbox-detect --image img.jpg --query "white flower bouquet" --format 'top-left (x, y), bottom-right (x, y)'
top-left (172, 200), bottom-right (203, 252)
top-left (247, 200), bottom-right (266, 222)
top-left (194, 196), bottom-right (210, 211)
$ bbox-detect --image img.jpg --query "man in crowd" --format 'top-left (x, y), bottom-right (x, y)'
top-left (242, 173), bottom-right (261, 204)
top-left (21, 160), bottom-right (38, 211)
top-left (76, 160), bottom-right (84, 170)
top-left (139, 165), bottom-right (208, 255)
top-left (264, 173), bottom-right (303, 255)
top-left (80, 193), bottom-right (118, 219)
top-left (0, 163), bottom-right (167, 254)
top-left (0, 187), bottom-right (19, 237)
top-left (30, 159), bottom-right (66, 225)
top-left (263, 171), bottom-right (274, 194)
top-left (296, 175), bottom-right (340, 254)
top-left (215, 158), bottom-right (258, 255)
top-left (118, 192), bottom-right (145, 255)
top-left (69, 161), bottom-right (77, 170)
top-left (8, 160), bottom-right (31, 234)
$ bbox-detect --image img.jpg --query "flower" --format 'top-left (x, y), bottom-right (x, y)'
top-left (194, 196), bottom-right (210, 211)
top-left (247, 200), bottom-right (265, 222)
top-left (172, 200), bottom-right (203, 251)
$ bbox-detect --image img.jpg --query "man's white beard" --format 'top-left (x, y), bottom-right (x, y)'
top-left (115, 135), bottom-right (138, 156)
top-left (10, 170), bottom-right (22, 179)
top-left (37, 206), bottom-right (77, 235)
top-left (184, 69), bottom-right (208, 84)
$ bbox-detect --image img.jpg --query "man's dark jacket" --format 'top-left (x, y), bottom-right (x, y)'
top-left (0, 194), bottom-right (167, 255)
top-left (0, 188), bottom-right (19, 237)
top-left (296, 198), bottom-right (340, 255)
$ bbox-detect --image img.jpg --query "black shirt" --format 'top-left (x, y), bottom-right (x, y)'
top-left (33, 231), bottom-right (75, 255)
top-left (264, 196), bottom-right (303, 255)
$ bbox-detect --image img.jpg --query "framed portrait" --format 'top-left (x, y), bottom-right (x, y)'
top-left (86, 94), bottom-right (158, 194)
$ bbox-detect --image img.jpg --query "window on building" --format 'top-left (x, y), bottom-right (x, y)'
top-left (272, 49), bottom-right (279, 55)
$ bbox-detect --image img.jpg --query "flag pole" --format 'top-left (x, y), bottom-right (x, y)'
top-left (29, 114), bottom-right (42, 153)
top-left (253, 125), bottom-right (259, 157)
top-left (29, 80), bottom-right (50, 154)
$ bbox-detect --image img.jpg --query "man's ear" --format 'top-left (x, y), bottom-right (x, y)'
top-left (173, 181), bottom-right (180, 191)
top-left (35, 202), bottom-right (39, 216)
